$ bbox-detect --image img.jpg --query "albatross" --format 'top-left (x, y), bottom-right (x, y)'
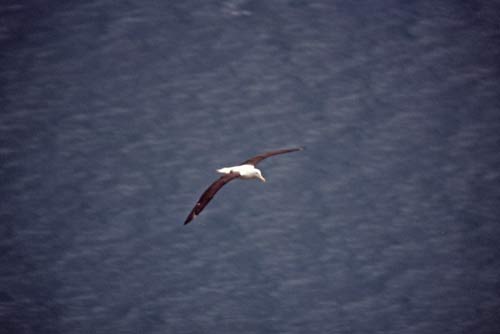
top-left (184, 147), bottom-right (303, 225)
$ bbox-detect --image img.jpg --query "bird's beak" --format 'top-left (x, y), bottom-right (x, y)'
top-left (259, 175), bottom-right (266, 182)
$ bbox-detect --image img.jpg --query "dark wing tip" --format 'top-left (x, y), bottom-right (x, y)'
top-left (183, 210), bottom-right (197, 225)
top-left (242, 146), bottom-right (305, 166)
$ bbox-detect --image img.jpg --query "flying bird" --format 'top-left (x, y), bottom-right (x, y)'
top-left (184, 147), bottom-right (303, 225)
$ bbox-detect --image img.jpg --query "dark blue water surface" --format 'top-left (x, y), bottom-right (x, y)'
top-left (2, 1), bottom-right (500, 333)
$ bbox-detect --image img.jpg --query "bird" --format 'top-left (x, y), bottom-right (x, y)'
top-left (184, 147), bottom-right (303, 225)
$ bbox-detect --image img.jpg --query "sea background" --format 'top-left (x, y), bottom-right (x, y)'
top-left (1, 1), bottom-right (500, 333)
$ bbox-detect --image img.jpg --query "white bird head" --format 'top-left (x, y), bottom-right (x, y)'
top-left (256, 170), bottom-right (266, 182)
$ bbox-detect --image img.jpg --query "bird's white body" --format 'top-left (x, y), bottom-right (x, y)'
top-left (217, 164), bottom-right (266, 182)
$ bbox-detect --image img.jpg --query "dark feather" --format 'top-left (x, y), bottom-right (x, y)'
top-left (241, 147), bottom-right (303, 166)
top-left (184, 172), bottom-right (240, 225)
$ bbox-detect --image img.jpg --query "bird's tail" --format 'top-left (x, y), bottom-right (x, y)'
top-left (216, 167), bottom-right (231, 174)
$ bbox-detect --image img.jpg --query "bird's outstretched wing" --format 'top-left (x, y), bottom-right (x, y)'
top-left (184, 172), bottom-right (240, 225)
top-left (241, 147), bottom-right (303, 166)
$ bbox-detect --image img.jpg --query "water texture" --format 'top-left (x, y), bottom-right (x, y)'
top-left (1, 1), bottom-right (500, 333)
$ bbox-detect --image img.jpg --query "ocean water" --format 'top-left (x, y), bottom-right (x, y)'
top-left (1, 1), bottom-right (500, 333)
